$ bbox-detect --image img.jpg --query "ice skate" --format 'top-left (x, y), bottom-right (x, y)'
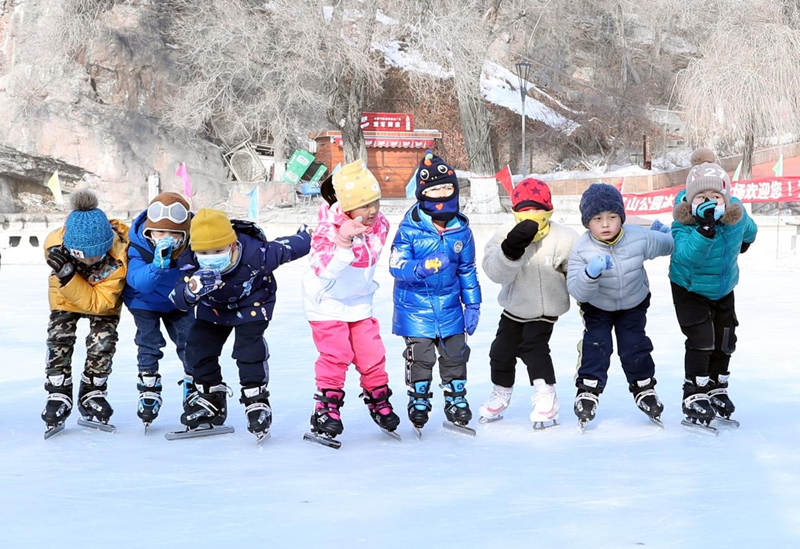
top-left (530, 379), bottom-right (559, 431)
top-left (137, 372), bottom-right (163, 431)
top-left (681, 377), bottom-right (718, 435)
top-left (42, 374), bottom-right (73, 439)
top-left (708, 375), bottom-right (739, 428)
top-left (442, 380), bottom-right (476, 437)
top-left (362, 385), bottom-right (401, 441)
top-left (305, 388), bottom-right (344, 449)
top-left (240, 384), bottom-right (272, 443)
top-left (407, 380), bottom-right (433, 438)
top-left (478, 384), bottom-right (512, 424)
top-left (629, 377), bottom-right (664, 428)
top-left (574, 378), bottom-right (600, 432)
top-left (77, 373), bottom-right (116, 432)
top-left (178, 375), bottom-right (194, 405)
top-left (167, 383), bottom-right (233, 440)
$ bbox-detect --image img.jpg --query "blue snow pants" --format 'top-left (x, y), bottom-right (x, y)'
top-left (130, 309), bottom-right (192, 375)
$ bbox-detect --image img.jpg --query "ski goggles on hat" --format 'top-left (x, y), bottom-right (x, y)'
top-left (147, 201), bottom-right (189, 224)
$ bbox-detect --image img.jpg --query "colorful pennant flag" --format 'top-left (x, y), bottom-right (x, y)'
top-left (46, 170), bottom-right (63, 206)
top-left (732, 160), bottom-right (742, 181)
top-left (176, 162), bottom-right (192, 198)
top-left (247, 185), bottom-right (259, 221)
top-left (773, 154), bottom-right (784, 177)
top-left (405, 168), bottom-right (418, 199)
top-left (494, 165), bottom-right (513, 195)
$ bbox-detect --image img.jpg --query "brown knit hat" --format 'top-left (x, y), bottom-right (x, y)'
top-left (144, 192), bottom-right (191, 241)
top-left (685, 148), bottom-right (731, 206)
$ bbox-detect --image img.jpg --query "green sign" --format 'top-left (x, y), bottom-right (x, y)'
top-left (282, 149), bottom-right (315, 184)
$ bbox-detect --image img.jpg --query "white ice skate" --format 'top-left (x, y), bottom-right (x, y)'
top-left (529, 379), bottom-right (559, 430)
top-left (478, 385), bottom-right (513, 423)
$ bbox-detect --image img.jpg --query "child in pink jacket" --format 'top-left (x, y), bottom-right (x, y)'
top-left (302, 161), bottom-right (400, 445)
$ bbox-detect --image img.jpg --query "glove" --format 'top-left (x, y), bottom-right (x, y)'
top-left (184, 269), bottom-right (223, 303)
top-left (585, 255), bottom-right (612, 278)
top-left (335, 217), bottom-right (367, 248)
top-left (694, 201), bottom-right (717, 239)
top-left (297, 223), bottom-right (312, 236)
top-left (649, 219), bottom-right (670, 234)
top-left (464, 303), bottom-right (480, 336)
top-left (46, 245), bottom-right (75, 284)
top-left (740, 241), bottom-right (751, 254)
top-left (152, 236), bottom-right (174, 269)
top-left (416, 252), bottom-right (450, 278)
top-left (500, 219), bottom-right (539, 260)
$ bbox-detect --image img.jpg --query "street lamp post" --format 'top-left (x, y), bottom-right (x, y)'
top-left (514, 61), bottom-right (532, 182)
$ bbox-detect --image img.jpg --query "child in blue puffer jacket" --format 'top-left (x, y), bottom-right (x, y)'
top-left (670, 148), bottom-right (757, 429)
top-left (124, 192), bottom-right (193, 428)
top-left (389, 151), bottom-right (481, 433)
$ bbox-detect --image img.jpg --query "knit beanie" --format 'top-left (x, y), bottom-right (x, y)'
top-left (685, 147), bottom-right (731, 206)
top-left (144, 192), bottom-right (191, 239)
top-left (190, 208), bottom-right (236, 251)
top-left (63, 189), bottom-right (114, 258)
top-left (579, 183), bottom-right (626, 227)
top-left (415, 150), bottom-right (458, 200)
top-left (512, 178), bottom-right (553, 211)
top-left (332, 160), bottom-right (381, 212)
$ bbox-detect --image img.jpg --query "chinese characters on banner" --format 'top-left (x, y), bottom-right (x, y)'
top-left (622, 177), bottom-right (800, 215)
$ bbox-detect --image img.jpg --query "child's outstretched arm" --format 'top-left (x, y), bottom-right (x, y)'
top-left (261, 226), bottom-right (312, 272)
top-left (644, 226), bottom-right (674, 260)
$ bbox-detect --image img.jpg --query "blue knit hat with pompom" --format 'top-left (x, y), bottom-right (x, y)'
top-left (63, 189), bottom-right (114, 258)
top-left (579, 183), bottom-right (626, 227)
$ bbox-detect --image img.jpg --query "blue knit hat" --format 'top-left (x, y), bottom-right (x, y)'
top-left (63, 189), bottom-right (114, 258)
top-left (579, 183), bottom-right (626, 227)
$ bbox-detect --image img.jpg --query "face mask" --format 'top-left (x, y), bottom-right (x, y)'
top-left (691, 201), bottom-right (725, 221)
top-left (196, 250), bottom-right (231, 271)
top-left (513, 210), bottom-right (553, 241)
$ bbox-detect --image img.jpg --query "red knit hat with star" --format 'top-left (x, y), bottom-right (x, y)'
top-left (511, 178), bottom-right (553, 212)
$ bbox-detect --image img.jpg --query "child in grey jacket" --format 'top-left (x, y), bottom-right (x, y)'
top-left (567, 183), bottom-right (673, 429)
top-left (479, 178), bottom-right (577, 429)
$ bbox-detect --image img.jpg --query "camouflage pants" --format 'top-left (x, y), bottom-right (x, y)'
top-left (45, 310), bottom-right (120, 377)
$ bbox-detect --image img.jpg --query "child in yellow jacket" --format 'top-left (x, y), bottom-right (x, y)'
top-left (42, 189), bottom-right (129, 436)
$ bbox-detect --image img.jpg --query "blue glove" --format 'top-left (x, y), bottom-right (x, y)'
top-left (464, 303), bottom-right (480, 336)
top-left (152, 236), bottom-right (175, 269)
top-left (416, 253), bottom-right (450, 278)
top-left (649, 219), bottom-right (670, 234)
top-left (184, 269), bottom-right (223, 303)
top-left (586, 255), bottom-right (613, 278)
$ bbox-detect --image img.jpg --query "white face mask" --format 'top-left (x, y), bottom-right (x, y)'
top-left (196, 250), bottom-right (232, 271)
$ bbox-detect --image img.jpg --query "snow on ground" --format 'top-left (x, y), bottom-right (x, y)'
top-left (0, 223), bottom-right (798, 548)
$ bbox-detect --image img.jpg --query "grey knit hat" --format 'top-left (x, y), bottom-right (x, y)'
top-left (685, 148), bottom-right (731, 205)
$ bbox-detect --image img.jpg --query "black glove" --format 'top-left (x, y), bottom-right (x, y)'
top-left (46, 246), bottom-right (75, 284)
top-left (501, 220), bottom-right (539, 260)
top-left (740, 241), bottom-right (751, 254)
top-left (694, 201), bottom-right (716, 239)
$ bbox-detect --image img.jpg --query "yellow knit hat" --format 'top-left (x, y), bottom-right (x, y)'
top-left (190, 208), bottom-right (236, 251)
top-left (332, 160), bottom-right (381, 212)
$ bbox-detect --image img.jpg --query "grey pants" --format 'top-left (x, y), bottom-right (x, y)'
top-left (403, 334), bottom-right (470, 385)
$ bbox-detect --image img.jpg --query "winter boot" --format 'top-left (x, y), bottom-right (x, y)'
top-left (77, 372), bottom-right (113, 423)
top-left (530, 379), bottom-right (559, 428)
top-left (407, 380), bottom-right (433, 429)
top-left (479, 384), bottom-right (513, 423)
top-left (629, 377), bottom-right (664, 421)
top-left (682, 377), bottom-right (716, 425)
top-left (442, 379), bottom-right (472, 426)
top-left (178, 375), bottom-right (194, 405)
top-left (136, 372), bottom-right (163, 425)
top-left (239, 383), bottom-right (272, 436)
top-left (574, 378), bottom-right (601, 426)
top-left (310, 388), bottom-right (345, 438)
top-left (361, 385), bottom-right (400, 432)
top-left (708, 374), bottom-right (735, 419)
top-left (181, 382), bottom-right (230, 428)
top-left (42, 374), bottom-right (73, 428)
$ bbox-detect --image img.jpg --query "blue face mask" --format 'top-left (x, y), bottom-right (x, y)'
top-left (691, 201), bottom-right (725, 221)
top-left (196, 250), bottom-right (231, 271)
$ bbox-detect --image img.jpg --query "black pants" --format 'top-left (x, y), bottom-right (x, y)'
top-left (671, 282), bottom-right (737, 380)
top-left (185, 319), bottom-right (270, 386)
top-left (489, 315), bottom-right (555, 387)
top-left (577, 295), bottom-right (655, 390)
top-left (403, 334), bottom-right (470, 385)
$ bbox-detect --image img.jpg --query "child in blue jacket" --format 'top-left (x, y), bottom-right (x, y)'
top-left (670, 148), bottom-right (757, 427)
top-left (170, 209), bottom-right (311, 439)
top-left (389, 151), bottom-right (481, 432)
top-left (124, 192), bottom-right (193, 427)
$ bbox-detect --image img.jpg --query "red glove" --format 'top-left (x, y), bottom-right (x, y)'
top-left (335, 217), bottom-right (368, 248)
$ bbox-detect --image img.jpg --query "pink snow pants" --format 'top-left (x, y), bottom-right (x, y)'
top-left (309, 317), bottom-right (389, 391)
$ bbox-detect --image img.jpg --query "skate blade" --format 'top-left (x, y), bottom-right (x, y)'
top-left (478, 414), bottom-right (503, 424)
top-left (164, 425), bottom-right (234, 440)
top-left (532, 419), bottom-right (559, 431)
top-left (648, 416), bottom-right (665, 429)
top-left (255, 431), bottom-right (271, 445)
top-left (44, 424), bottom-right (66, 440)
top-left (303, 431), bottom-right (341, 449)
top-left (442, 420), bottom-right (476, 437)
top-left (578, 420), bottom-right (589, 433)
top-left (712, 416), bottom-right (740, 429)
top-left (77, 417), bottom-right (117, 433)
top-left (413, 427), bottom-right (423, 439)
top-left (143, 422), bottom-right (151, 435)
top-left (680, 419), bottom-right (718, 436)
top-left (380, 428), bottom-right (402, 441)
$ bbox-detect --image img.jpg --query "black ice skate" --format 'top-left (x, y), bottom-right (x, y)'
top-left (629, 377), bottom-right (664, 428)
top-left (708, 375), bottom-right (739, 428)
top-left (442, 380), bottom-right (476, 437)
top-left (240, 384), bottom-right (272, 443)
top-left (167, 383), bottom-right (234, 440)
top-left (362, 385), bottom-right (401, 440)
top-left (681, 378), bottom-right (718, 435)
top-left (407, 380), bottom-right (433, 438)
top-left (137, 372), bottom-right (163, 431)
top-left (77, 373), bottom-right (116, 433)
top-left (304, 388), bottom-right (345, 449)
top-left (42, 374), bottom-right (73, 439)
top-left (574, 379), bottom-right (601, 432)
